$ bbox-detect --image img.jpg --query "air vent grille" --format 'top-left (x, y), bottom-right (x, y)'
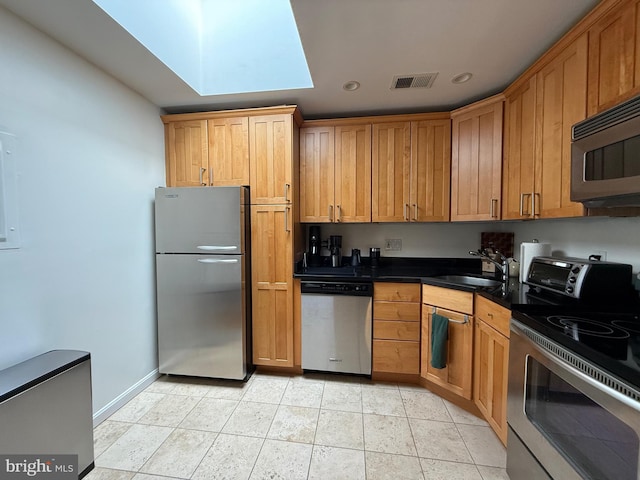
top-left (514, 321), bottom-right (640, 402)
top-left (391, 73), bottom-right (438, 90)
top-left (573, 93), bottom-right (640, 140)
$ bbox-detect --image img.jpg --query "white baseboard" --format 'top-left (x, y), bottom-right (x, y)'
top-left (92, 368), bottom-right (160, 427)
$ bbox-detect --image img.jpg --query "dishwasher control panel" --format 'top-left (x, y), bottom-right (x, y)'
top-left (301, 281), bottom-right (372, 296)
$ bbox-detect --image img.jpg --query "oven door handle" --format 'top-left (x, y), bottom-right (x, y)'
top-left (511, 320), bottom-right (640, 413)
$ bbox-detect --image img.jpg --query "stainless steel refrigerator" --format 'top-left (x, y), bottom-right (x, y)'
top-left (154, 186), bottom-right (251, 380)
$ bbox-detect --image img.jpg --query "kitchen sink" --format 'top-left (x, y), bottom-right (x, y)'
top-left (430, 275), bottom-right (503, 288)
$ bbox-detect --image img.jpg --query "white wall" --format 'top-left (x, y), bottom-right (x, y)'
top-left (0, 7), bottom-right (165, 416)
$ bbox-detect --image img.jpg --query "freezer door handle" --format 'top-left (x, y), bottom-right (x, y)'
top-left (197, 258), bottom-right (239, 264)
top-left (197, 245), bottom-right (238, 251)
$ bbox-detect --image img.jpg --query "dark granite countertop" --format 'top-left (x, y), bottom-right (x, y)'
top-left (293, 257), bottom-right (548, 309)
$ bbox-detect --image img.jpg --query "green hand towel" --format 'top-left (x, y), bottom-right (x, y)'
top-left (431, 313), bottom-right (449, 369)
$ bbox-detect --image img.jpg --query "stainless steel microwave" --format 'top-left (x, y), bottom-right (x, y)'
top-left (571, 94), bottom-right (640, 207)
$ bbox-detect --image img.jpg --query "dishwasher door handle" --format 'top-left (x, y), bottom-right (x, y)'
top-left (329, 358), bottom-right (343, 362)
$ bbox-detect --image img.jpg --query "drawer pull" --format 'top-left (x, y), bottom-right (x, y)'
top-left (431, 307), bottom-right (468, 324)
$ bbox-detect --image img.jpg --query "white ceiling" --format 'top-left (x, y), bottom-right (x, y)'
top-left (0, 0), bottom-right (599, 119)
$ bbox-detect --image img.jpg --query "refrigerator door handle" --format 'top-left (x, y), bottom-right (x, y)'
top-left (197, 258), bottom-right (239, 264)
top-left (197, 245), bottom-right (238, 251)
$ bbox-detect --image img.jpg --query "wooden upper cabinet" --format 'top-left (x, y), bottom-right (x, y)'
top-left (299, 126), bottom-right (335, 222)
top-left (250, 114), bottom-right (294, 204)
top-left (587, 0), bottom-right (640, 116)
top-left (535, 34), bottom-right (587, 218)
top-left (299, 124), bottom-right (372, 223)
top-left (208, 117), bottom-right (249, 186)
top-left (503, 77), bottom-right (537, 220)
top-left (335, 124), bottom-right (372, 223)
top-left (165, 120), bottom-right (208, 187)
top-left (451, 96), bottom-right (504, 221)
top-left (411, 120), bottom-right (451, 222)
top-left (372, 122), bottom-right (412, 222)
top-left (503, 35), bottom-right (587, 220)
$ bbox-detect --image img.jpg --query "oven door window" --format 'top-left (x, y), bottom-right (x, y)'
top-left (525, 357), bottom-right (639, 480)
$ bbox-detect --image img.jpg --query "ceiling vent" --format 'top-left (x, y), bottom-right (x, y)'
top-left (391, 72), bottom-right (438, 90)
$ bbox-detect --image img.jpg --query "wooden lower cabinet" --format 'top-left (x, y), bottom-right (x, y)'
top-left (473, 296), bottom-right (511, 445)
top-left (372, 283), bottom-right (421, 375)
top-left (251, 205), bottom-right (294, 367)
top-left (421, 296), bottom-right (474, 400)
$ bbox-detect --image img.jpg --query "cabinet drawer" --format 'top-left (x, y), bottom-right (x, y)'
top-left (374, 283), bottom-right (421, 302)
top-left (374, 320), bottom-right (421, 341)
top-left (475, 296), bottom-right (511, 338)
top-left (422, 285), bottom-right (473, 314)
top-left (374, 301), bottom-right (420, 321)
top-left (373, 340), bottom-right (420, 374)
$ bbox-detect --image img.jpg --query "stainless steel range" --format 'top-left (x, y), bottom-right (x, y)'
top-left (507, 256), bottom-right (640, 480)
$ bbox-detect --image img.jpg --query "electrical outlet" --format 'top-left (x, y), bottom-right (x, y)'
top-left (384, 239), bottom-right (402, 251)
top-left (591, 250), bottom-right (607, 261)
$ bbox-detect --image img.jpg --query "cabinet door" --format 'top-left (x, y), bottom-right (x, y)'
top-left (208, 117), bottom-right (249, 186)
top-left (587, 0), bottom-right (640, 116)
top-left (502, 77), bottom-right (537, 219)
top-left (250, 205), bottom-right (293, 367)
top-left (473, 319), bottom-right (509, 445)
top-left (451, 100), bottom-right (503, 221)
top-left (372, 122), bottom-right (411, 222)
top-left (410, 120), bottom-right (451, 222)
top-left (250, 115), bottom-right (293, 204)
top-left (421, 306), bottom-right (473, 399)
top-left (299, 127), bottom-right (335, 222)
top-left (335, 124), bottom-right (372, 222)
top-left (166, 120), bottom-right (208, 187)
top-left (535, 35), bottom-right (587, 219)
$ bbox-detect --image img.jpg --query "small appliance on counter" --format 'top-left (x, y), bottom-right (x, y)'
top-left (369, 247), bottom-right (381, 267)
top-left (350, 248), bottom-right (361, 266)
top-left (329, 235), bottom-right (343, 267)
top-left (308, 225), bottom-right (322, 267)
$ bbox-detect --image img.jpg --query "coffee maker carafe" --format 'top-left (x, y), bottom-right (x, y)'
top-left (329, 235), bottom-right (342, 267)
top-left (308, 226), bottom-right (322, 267)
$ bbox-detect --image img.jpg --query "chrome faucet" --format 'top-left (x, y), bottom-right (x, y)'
top-left (469, 248), bottom-right (508, 282)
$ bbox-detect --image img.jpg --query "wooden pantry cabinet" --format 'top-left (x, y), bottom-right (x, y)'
top-left (421, 285), bottom-right (474, 400)
top-left (371, 117), bottom-right (451, 222)
top-left (587, 0), bottom-right (640, 116)
top-left (503, 35), bottom-right (587, 219)
top-left (372, 283), bottom-right (421, 375)
top-left (450, 96), bottom-right (504, 222)
top-left (473, 296), bottom-right (510, 445)
top-left (163, 115), bottom-right (249, 187)
top-left (299, 124), bottom-right (372, 223)
top-left (251, 204), bottom-right (294, 367)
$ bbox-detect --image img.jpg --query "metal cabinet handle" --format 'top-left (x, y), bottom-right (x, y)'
top-left (431, 307), bottom-right (468, 324)
top-left (490, 198), bottom-right (498, 218)
top-left (336, 205), bottom-right (341, 222)
top-left (519, 193), bottom-right (525, 217)
top-left (199, 167), bottom-right (206, 185)
top-left (284, 206), bottom-right (290, 232)
top-left (532, 193), bottom-right (540, 217)
top-left (284, 183), bottom-right (290, 202)
top-left (413, 203), bottom-right (418, 221)
top-left (404, 204), bottom-right (409, 221)
top-left (209, 167), bottom-right (213, 185)
top-left (328, 204), bottom-right (333, 222)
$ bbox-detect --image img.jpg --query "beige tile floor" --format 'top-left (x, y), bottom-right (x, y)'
top-left (87, 372), bottom-right (509, 480)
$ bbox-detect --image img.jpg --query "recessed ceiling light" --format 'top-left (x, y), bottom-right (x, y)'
top-left (343, 81), bottom-right (360, 91)
top-left (452, 72), bottom-right (473, 84)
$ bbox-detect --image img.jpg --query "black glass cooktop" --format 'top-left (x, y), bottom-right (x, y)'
top-left (513, 309), bottom-right (640, 390)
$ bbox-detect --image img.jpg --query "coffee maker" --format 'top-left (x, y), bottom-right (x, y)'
top-left (308, 226), bottom-right (323, 267)
top-left (329, 235), bottom-right (342, 267)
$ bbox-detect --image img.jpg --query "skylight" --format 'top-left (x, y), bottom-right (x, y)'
top-left (92, 0), bottom-right (313, 96)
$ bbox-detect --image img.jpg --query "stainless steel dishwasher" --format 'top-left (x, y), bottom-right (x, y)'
top-left (301, 281), bottom-right (373, 375)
